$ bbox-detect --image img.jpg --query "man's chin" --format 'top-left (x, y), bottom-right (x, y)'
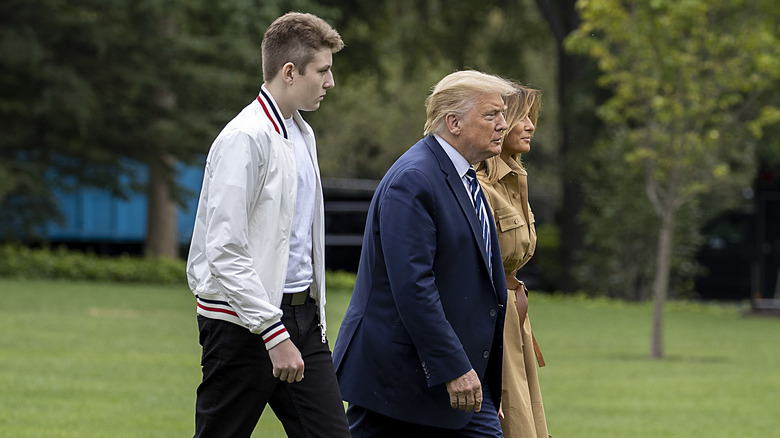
top-left (300, 103), bottom-right (321, 113)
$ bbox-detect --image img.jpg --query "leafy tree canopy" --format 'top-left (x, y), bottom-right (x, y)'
top-left (0, 0), bottom-right (328, 237)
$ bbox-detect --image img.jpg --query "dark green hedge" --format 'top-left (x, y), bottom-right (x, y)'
top-left (0, 245), bottom-right (186, 285)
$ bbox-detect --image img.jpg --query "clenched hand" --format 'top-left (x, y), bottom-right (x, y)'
top-left (446, 369), bottom-right (482, 412)
top-left (268, 339), bottom-right (304, 383)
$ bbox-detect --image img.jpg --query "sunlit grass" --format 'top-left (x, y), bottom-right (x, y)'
top-left (0, 279), bottom-right (778, 437)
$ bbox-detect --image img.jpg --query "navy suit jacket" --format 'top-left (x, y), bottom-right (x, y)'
top-left (333, 135), bottom-right (507, 429)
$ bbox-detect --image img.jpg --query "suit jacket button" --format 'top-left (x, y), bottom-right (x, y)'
top-left (482, 351), bottom-right (489, 359)
top-left (489, 309), bottom-right (497, 317)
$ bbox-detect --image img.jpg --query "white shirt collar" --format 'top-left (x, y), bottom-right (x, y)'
top-left (433, 134), bottom-right (472, 179)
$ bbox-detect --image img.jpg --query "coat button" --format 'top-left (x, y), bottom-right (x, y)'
top-left (514, 219), bottom-right (519, 224)
top-left (482, 351), bottom-right (489, 359)
top-left (489, 309), bottom-right (497, 317)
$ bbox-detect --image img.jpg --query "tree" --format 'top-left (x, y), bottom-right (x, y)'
top-left (0, 0), bottom-right (323, 255)
top-left (575, 130), bottom-right (706, 302)
top-left (566, 0), bottom-right (780, 358)
top-left (534, 0), bottom-right (604, 292)
top-left (310, 0), bottom-right (553, 179)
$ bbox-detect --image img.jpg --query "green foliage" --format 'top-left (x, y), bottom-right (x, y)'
top-left (0, 244), bottom-right (185, 284)
top-left (575, 132), bottom-right (704, 300)
top-left (324, 269), bottom-right (357, 293)
top-left (0, 244), bottom-right (360, 290)
top-left (565, 0), bottom-right (780, 300)
top-left (566, 0), bottom-right (780, 213)
top-left (310, 60), bottom-right (450, 178)
top-left (532, 223), bottom-right (563, 290)
top-left (309, 0), bottom-right (557, 180)
top-left (0, 0), bottom-right (326, 238)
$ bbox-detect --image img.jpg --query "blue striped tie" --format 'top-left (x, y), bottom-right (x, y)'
top-left (466, 168), bottom-right (492, 274)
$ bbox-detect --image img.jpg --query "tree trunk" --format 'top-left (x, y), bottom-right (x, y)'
top-left (649, 209), bottom-right (675, 359)
top-left (144, 14), bottom-right (178, 259)
top-left (145, 153), bottom-right (178, 258)
top-left (535, 0), bottom-right (602, 292)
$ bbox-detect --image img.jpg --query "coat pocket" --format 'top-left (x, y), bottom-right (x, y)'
top-left (496, 207), bottom-right (525, 233)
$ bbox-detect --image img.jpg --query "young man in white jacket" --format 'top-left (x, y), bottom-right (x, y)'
top-left (186, 12), bottom-right (349, 438)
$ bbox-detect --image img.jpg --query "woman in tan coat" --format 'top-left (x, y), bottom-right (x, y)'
top-left (476, 84), bottom-right (550, 438)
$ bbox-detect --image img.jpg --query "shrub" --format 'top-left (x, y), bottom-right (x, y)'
top-left (0, 244), bottom-right (186, 285)
top-left (325, 270), bottom-right (357, 293)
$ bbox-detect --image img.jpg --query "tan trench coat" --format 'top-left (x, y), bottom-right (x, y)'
top-left (478, 157), bottom-right (549, 438)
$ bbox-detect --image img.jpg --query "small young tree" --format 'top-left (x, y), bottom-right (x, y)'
top-left (566, 0), bottom-right (780, 358)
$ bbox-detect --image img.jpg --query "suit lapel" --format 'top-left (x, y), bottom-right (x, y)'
top-left (423, 137), bottom-right (493, 274)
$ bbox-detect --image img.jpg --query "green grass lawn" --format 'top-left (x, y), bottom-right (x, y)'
top-left (1, 279), bottom-right (778, 437)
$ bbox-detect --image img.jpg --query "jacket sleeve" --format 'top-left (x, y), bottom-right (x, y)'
top-left (203, 130), bottom-right (289, 348)
top-left (379, 168), bottom-right (473, 387)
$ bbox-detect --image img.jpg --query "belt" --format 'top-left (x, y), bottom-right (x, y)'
top-left (281, 289), bottom-right (310, 306)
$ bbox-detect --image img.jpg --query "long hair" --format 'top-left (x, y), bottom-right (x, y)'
top-left (477, 84), bottom-right (541, 184)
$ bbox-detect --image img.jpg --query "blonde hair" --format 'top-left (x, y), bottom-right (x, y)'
top-left (477, 84), bottom-right (542, 184)
top-left (262, 12), bottom-right (344, 82)
top-left (423, 70), bottom-right (516, 136)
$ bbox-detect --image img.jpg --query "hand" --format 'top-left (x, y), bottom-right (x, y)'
top-left (268, 339), bottom-right (304, 383)
top-left (515, 282), bottom-right (529, 328)
top-left (446, 369), bottom-right (482, 413)
top-left (505, 273), bottom-right (522, 291)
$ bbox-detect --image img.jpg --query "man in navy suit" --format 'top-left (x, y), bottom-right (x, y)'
top-left (333, 70), bottom-right (516, 437)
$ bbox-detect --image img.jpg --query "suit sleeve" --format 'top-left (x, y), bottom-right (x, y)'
top-left (379, 168), bottom-right (473, 387)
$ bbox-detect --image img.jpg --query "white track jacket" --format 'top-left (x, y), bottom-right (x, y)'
top-left (186, 85), bottom-right (327, 350)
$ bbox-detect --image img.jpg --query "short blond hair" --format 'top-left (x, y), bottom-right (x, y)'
top-left (262, 12), bottom-right (344, 82)
top-left (424, 70), bottom-right (516, 136)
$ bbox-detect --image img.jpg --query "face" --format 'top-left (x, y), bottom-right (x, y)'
top-left (500, 114), bottom-right (535, 159)
top-left (452, 92), bottom-right (508, 164)
top-left (291, 48), bottom-right (335, 112)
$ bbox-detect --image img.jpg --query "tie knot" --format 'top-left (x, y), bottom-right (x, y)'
top-left (466, 168), bottom-right (477, 180)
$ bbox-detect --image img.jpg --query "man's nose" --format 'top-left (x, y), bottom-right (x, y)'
top-left (324, 71), bottom-right (335, 89)
top-left (496, 113), bottom-right (508, 131)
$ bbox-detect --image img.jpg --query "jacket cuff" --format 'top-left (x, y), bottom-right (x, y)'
top-left (259, 319), bottom-right (290, 350)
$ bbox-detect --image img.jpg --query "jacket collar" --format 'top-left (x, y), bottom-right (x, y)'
top-left (256, 84), bottom-right (288, 140)
top-left (496, 156), bottom-right (527, 179)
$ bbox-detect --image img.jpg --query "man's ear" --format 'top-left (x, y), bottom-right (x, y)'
top-left (282, 62), bottom-right (296, 85)
top-left (445, 113), bottom-right (461, 136)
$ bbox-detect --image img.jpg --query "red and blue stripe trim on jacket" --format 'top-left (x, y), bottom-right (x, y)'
top-left (257, 87), bottom-right (288, 140)
top-left (196, 295), bottom-right (238, 317)
top-left (196, 295), bottom-right (288, 346)
top-left (260, 321), bottom-right (288, 345)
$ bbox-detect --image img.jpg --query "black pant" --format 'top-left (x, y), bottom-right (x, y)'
top-left (194, 298), bottom-right (350, 438)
